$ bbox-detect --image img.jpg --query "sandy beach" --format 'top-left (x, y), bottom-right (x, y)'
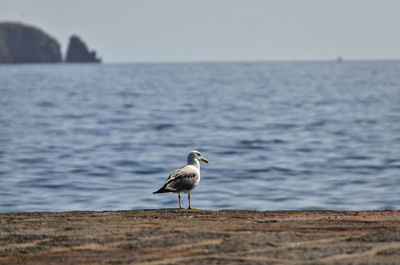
top-left (0, 209), bottom-right (399, 264)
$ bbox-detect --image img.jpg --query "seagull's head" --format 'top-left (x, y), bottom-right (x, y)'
top-left (188, 150), bottom-right (209, 164)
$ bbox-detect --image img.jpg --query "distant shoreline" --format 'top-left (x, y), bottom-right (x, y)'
top-left (1, 58), bottom-right (400, 65)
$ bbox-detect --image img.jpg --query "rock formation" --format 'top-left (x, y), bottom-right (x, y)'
top-left (65, 35), bottom-right (101, 63)
top-left (0, 22), bottom-right (62, 63)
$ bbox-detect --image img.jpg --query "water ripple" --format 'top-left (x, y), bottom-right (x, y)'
top-left (1, 61), bottom-right (399, 212)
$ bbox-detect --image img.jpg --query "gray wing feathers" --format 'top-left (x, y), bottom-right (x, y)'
top-left (154, 166), bottom-right (199, 193)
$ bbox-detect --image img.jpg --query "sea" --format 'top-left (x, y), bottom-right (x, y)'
top-left (0, 60), bottom-right (399, 212)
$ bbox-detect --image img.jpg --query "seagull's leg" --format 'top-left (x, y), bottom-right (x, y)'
top-left (178, 193), bottom-right (182, 209)
top-left (188, 193), bottom-right (191, 209)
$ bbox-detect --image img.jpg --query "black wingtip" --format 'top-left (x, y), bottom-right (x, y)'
top-left (153, 187), bottom-right (170, 194)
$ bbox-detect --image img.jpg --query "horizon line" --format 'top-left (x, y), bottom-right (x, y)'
top-left (67, 57), bottom-right (400, 64)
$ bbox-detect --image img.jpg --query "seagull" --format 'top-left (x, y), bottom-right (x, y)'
top-left (153, 150), bottom-right (208, 209)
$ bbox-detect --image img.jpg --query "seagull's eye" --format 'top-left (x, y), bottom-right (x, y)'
top-left (197, 153), bottom-right (201, 156)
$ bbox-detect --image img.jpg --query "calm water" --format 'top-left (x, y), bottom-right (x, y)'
top-left (0, 61), bottom-right (399, 212)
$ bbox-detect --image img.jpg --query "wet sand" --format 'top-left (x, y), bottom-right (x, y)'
top-left (0, 210), bottom-right (399, 264)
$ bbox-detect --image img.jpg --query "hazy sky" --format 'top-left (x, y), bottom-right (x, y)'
top-left (1, 0), bottom-right (400, 62)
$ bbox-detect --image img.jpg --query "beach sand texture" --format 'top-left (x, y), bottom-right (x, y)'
top-left (1, 210), bottom-right (399, 264)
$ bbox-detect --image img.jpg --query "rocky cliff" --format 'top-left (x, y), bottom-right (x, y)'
top-left (0, 22), bottom-right (61, 63)
top-left (65, 35), bottom-right (101, 63)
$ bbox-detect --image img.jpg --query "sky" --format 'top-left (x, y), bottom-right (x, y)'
top-left (1, 0), bottom-right (400, 63)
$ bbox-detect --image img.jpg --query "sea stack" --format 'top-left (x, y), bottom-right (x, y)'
top-left (65, 35), bottom-right (101, 63)
top-left (0, 22), bottom-right (62, 63)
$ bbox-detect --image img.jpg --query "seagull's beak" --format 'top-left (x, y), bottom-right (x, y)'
top-left (201, 157), bottom-right (209, 163)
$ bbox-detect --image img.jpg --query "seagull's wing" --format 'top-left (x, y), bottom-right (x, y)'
top-left (153, 165), bottom-right (198, 193)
